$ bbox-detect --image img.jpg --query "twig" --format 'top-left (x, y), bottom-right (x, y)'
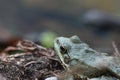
top-left (112, 41), bottom-right (120, 57)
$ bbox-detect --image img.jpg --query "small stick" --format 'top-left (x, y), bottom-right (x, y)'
top-left (112, 41), bottom-right (120, 57)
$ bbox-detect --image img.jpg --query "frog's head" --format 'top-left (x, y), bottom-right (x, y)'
top-left (54, 35), bottom-right (81, 69)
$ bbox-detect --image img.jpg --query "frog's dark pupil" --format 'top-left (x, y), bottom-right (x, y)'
top-left (60, 46), bottom-right (67, 54)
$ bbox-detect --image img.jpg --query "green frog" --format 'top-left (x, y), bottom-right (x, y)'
top-left (54, 35), bottom-right (120, 79)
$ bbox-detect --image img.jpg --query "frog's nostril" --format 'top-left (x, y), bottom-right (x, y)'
top-left (56, 39), bottom-right (60, 44)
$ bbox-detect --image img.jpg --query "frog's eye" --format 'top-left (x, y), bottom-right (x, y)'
top-left (60, 45), bottom-right (67, 54)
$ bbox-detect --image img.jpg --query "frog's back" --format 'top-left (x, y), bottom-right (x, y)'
top-left (70, 42), bottom-right (109, 68)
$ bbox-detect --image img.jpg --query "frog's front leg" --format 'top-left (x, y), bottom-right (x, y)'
top-left (73, 74), bottom-right (88, 80)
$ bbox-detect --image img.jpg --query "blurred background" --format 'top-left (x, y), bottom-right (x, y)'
top-left (0, 0), bottom-right (120, 54)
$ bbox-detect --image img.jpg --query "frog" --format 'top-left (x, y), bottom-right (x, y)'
top-left (54, 35), bottom-right (120, 79)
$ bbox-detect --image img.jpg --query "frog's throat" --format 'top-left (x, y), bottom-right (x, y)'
top-left (54, 42), bottom-right (69, 69)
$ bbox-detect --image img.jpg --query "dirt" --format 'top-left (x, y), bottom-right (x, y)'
top-left (0, 40), bottom-right (64, 80)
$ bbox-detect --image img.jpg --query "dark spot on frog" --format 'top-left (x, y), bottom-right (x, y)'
top-left (56, 39), bottom-right (60, 45)
top-left (85, 49), bottom-right (95, 54)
